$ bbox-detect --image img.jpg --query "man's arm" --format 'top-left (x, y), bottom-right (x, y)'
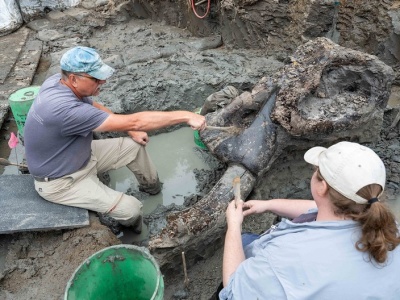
top-left (93, 100), bottom-right (151, 145)
top-left (92, 100), bottom-right (113, 114)
top-left (94, 110), bottom-right (206, 132)
top-left (243, 199), bottom-right (316, 219)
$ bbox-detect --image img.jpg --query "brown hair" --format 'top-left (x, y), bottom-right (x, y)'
top-left (315, 169), bottom-right (400, 264)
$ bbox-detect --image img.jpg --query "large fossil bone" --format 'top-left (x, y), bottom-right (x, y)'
top-left (148, 37), bottom-right (394, 270)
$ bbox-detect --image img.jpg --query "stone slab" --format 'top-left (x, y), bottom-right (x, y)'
top-left (0, 175), bottom-right (89, 234)
top-left (0, 27), bottom-right (42, 137)
top-left (0, 27), bottom-right (29, 85)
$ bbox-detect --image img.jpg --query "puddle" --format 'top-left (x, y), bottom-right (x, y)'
top-left (108, 127), bottom-right (214, 243)
top-left (109, 127), bottom-right (211, 213)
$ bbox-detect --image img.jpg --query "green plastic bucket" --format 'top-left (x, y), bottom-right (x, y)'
top-left (8, 86), bottom-right (40, 141)
top-left (64, 245), bottom-right (164, 300)
top-left (194, 108), bottom-right (207, 150)
top-left (194, 130), bottom-right (207, 149)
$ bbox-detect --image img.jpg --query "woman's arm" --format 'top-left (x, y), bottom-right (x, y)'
top-left (223, 200), bottom-right (246, 287)
top-left (243, 199), bottom-right (316, 219)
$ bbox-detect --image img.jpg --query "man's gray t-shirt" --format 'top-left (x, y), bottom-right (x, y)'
top-left (24, 73), bottom-right (109, 178)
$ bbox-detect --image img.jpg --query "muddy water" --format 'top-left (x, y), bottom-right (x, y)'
top-left (109, 127), bottom-right (211, 211)
top-left (108, 127), bottom-right (215, 243)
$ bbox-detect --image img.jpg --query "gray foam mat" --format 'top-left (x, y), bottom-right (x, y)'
top-left (0, 175), bottom-right (89, 233)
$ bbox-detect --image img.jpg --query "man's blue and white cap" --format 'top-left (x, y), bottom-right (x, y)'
top-left (60, 46), bottom-right (115, 80)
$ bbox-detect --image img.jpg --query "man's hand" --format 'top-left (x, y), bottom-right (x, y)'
top-left (128, 131), bottom-right (149, 146)
top-left (188, 112), bottom-right (206, 131)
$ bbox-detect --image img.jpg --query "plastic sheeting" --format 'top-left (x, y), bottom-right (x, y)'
top-left (0, 0), bottom-right (80, 36)
top-left (19, 0), bottom-right (80, 21)
top-left (0, 0), bottom-right (23, 36)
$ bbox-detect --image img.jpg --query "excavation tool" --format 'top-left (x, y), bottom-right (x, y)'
top-left (0, 158), bottom-right (28, 168)
top-left (182, 251), bottom-right (189, 288)
top-left (205, 125), bottom-right (242, 135)
top-left (205, 125), bottom-right (235, 132)
top-left (195, 125), bottom-right (242, 149)
top-left (233, 176), bottom-right (241, 208)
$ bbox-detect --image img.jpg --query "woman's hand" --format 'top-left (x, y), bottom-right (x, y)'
top-left (243, 199), bottom-right (317, 219)
top-left (226, 199), bottom-right (244, 229)
top-left (242, 200), bottom-right (269, 217)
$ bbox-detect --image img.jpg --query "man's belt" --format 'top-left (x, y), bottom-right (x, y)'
top-left (33, 176), bottom-right (62, 182)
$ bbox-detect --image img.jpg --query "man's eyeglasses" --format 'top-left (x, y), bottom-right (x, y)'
top-left (74, 73), bottom-right (100, 83)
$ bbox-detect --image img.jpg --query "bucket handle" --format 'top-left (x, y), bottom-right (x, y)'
top-left (24, 91), bottom-right (35, 97)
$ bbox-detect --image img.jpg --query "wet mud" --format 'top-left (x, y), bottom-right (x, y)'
top-left (0, 1), bottom-right (400, 299)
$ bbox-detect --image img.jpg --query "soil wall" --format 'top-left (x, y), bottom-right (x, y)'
top-left (128, 0), bottom-right (400, 82)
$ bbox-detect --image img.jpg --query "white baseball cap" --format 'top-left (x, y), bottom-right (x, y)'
top-left (304, 141), bottom-right (386, 204)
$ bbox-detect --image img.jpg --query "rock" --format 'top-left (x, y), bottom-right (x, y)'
top-left (26, 18), bottom-right (52, 32)
top-left (63, 7), bottom-right (91, 20)
top-left (37, 29), bottom-right (64, 41)
top-left (189, 35), bottom-right (223, 51)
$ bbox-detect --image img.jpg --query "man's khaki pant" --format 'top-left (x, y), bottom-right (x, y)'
top-left (34, 137), bottom-right (159, 226)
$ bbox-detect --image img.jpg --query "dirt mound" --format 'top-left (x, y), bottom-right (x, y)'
top-left (0, 214), bottom-right (120, 299)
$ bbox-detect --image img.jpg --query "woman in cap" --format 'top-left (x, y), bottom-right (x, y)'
top-left (219, 141), bottom-right (400, 299)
